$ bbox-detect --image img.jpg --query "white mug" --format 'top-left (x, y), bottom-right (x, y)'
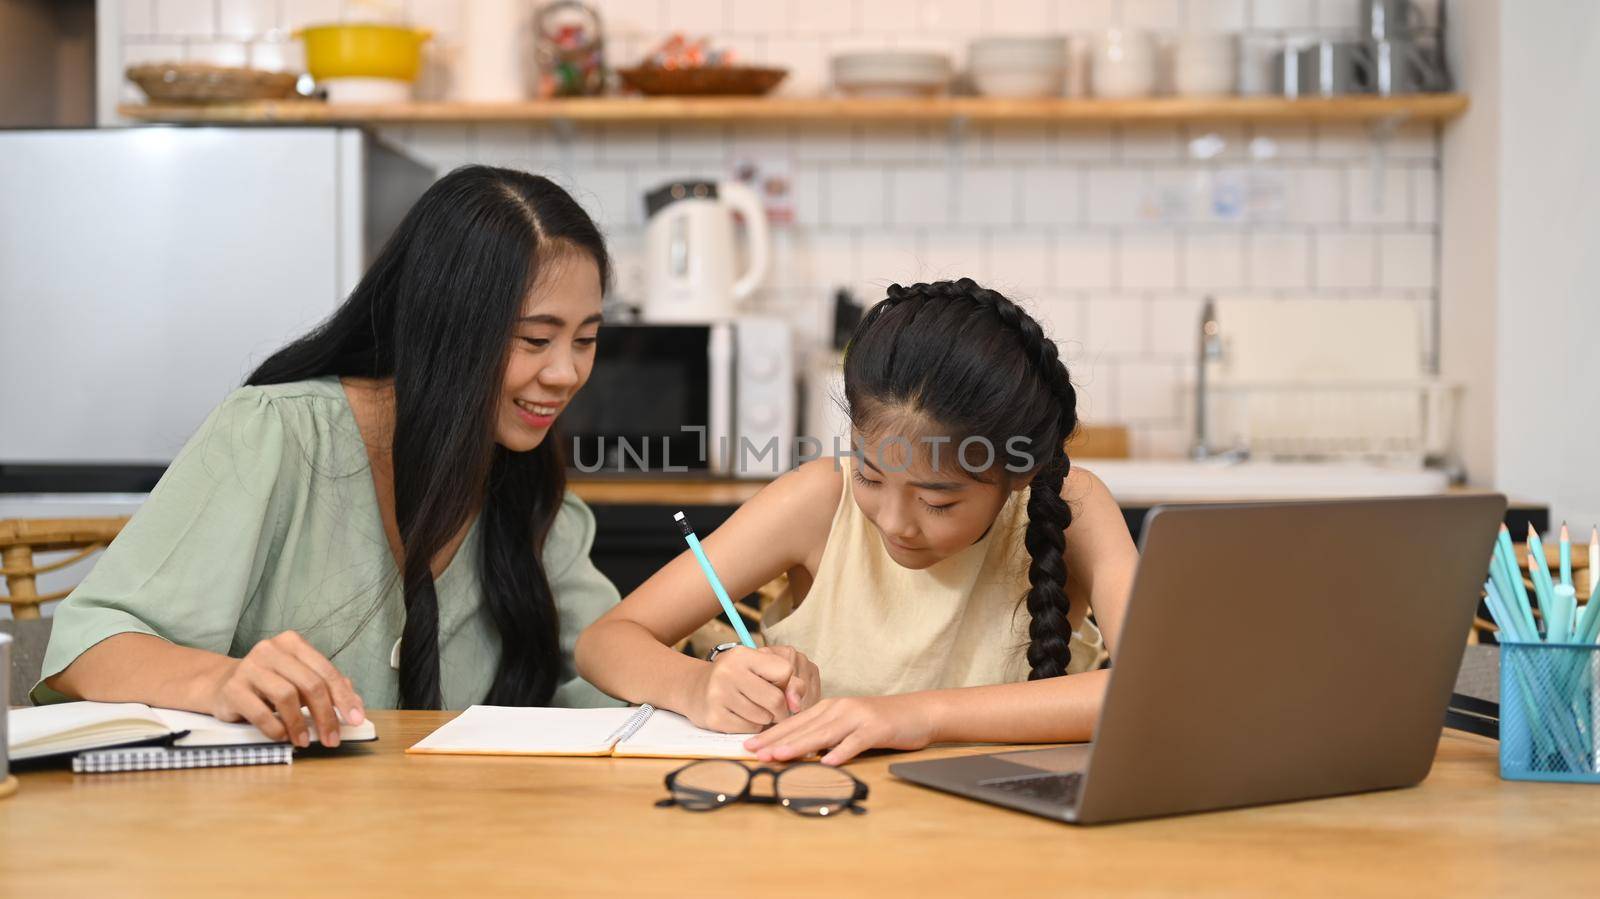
top-left (1089, 29), bottom-right (1157, 98)
top-left (1172, 33), bottom-right (1239, 96)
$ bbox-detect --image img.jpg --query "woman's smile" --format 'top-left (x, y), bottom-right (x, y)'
top-left (513, 397), bottom-right (563, 428)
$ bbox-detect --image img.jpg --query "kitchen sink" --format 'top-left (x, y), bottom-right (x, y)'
top-left (1077, 460), bottom-right (1452, 503)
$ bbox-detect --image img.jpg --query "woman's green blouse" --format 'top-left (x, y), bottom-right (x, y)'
top-left (33, 378), bottom-right (624, 710)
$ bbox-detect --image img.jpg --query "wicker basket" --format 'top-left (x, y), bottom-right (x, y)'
top-left (617, 65), bottom-right (786, 96)
top-left (127, 63), bottom-right (300, 103)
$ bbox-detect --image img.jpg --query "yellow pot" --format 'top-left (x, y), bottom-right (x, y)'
top-left (295, 24), bottom-right (433, 81)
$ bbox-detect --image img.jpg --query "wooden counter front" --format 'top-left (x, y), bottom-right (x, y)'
top-left (0, 711), bottom-right (1592, 897)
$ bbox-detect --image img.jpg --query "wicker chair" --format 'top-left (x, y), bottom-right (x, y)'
top-left (1, 517), bottom-right (129, 620)
top-left (1, 517), bottom-right (129, 704)
top-left (678, 572), bottom-right (796, 658)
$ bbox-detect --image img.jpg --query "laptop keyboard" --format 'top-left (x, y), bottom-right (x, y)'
top-left (978, 772), bottom-right (1084, 806)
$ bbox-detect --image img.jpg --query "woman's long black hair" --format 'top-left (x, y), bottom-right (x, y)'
top-left (843, 278), bottom-right (1079, 679)
top-left (247, 165), bottom-right (610, 709)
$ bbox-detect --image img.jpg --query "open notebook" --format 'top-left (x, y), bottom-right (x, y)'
top-left (9, 701), bottom-right (378, 762)
top-left (407, 704), bottom-right (758, 759)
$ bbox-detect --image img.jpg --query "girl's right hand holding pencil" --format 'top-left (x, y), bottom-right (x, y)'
top-left (684, 645), bottom-right (821, 732)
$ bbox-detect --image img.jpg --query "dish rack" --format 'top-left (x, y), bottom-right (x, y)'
top-left (1198, 379), bottom-right (1461, 466)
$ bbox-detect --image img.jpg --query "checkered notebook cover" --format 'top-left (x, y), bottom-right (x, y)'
top-left (73, 744), bottom-right (294, 774)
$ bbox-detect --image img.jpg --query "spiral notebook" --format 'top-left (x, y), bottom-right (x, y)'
top-left (73, 744), bottom-right (295, 774)
top-left (406, 704), bottom-right (758, 759)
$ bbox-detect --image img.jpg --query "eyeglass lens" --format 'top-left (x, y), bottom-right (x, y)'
top-left (671, 760), bottom-right (750, 811)
top-left (775, 764), bottom-right (858, 817)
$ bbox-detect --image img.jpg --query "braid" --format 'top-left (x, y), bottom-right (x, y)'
top-left (964, 280), bottom-right (1080, 679)
top-left (1023, 456), bottom-right (1074, 679)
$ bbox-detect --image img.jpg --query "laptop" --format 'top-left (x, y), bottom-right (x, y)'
top-left (890, 494), bottom-right (1508, 825)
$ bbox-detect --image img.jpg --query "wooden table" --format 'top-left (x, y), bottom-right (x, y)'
top-left (2, 712), bottom-right (1596, 897)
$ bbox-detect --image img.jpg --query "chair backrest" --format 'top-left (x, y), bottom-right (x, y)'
top-left (2, 618), bottom-right (53, 706)
top-left (0, 517), bottom-right (130, 621)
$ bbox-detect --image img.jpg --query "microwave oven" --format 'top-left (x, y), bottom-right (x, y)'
top-left (561, 318), bottom-right (796, 478)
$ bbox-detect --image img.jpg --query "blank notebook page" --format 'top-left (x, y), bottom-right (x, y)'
top-left (406, 706), bottom-right (641, 756)
top-left (613, 709), bottom-right (757, 759)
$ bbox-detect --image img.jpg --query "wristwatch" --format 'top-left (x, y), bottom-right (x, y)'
top-left (706, 642), bottom-right (740, 662)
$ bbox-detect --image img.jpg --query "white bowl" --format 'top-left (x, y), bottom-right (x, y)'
top-left (833, 51), bottom-right (953, 97)
top-left (320, 76), bottom-right (412, 104)
top-left (969, 36), bottom-right (1068, 67)
top-left (972, 66), bottom-right (1064, 98)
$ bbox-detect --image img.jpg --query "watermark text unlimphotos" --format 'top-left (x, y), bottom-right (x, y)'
top-left (571, 427), bottom-right (1038, 475)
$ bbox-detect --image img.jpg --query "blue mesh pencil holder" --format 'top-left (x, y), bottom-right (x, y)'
top-left (1500, 642), bottom-right (1600, 783)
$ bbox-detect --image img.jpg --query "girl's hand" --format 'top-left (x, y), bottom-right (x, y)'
top-left (685, 646), bottom-right (799, 733)
top-left (757, 645), bottom-right (822, 713)
top-left (206, 630), bottom-right (366, 748)
top-left (743, 694), bottom-right (938, 766)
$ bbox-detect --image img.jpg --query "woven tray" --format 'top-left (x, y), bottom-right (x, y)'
top-left (127, 63), bottom-right (300, 103)
top-left (617, 65), bottom-right (786, 97)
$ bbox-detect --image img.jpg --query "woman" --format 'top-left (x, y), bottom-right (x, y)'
top-left (38, 166), bottom-right (622, 746)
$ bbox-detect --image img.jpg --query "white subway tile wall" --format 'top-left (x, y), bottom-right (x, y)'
top-left (117, 0), bottom-right (1442, 458)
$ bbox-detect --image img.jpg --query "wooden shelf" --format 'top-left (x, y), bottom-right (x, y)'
top-left (117, 94), bottom-right (1469, 126)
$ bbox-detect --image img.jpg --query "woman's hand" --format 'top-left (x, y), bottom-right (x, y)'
top-left (683, 645), bottom-right (812, 733)
top-left (744, 693), bottom-right (938, 766)
top-left (205, 630), bottom-right (366, 748)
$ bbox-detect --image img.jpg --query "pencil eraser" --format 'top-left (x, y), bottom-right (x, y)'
top-left (673, 512), bottom-right (685, 521)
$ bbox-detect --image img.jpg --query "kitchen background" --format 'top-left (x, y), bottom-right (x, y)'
top-left (109, 0), bottom-right (1443, 459)
top-left (1, 1), bottom-right (1595, 613)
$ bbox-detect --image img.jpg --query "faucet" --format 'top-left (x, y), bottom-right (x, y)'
top-left (1190, 296), bottom-right (1247, 462)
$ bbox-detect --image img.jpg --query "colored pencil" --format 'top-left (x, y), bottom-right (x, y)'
top-left (1528, 525), bottom-right (1559, 639)
top-left (1559, 523), bottom-right (1573, 589)
top-left (674, 511), bottom-right (757, 649)
top-left (1589, 526), bottom-right (1598, 600)
top-left (1498, 524), bottom-right (1539, 639)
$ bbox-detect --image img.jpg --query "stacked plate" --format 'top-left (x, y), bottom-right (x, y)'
top-left (969, 36), bottom-right (1068, 98)
top-left (832, 51), bottom-right (953, 98)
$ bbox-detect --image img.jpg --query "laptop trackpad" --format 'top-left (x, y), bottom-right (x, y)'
top-left (988, 744), bottom-right (1092, 773)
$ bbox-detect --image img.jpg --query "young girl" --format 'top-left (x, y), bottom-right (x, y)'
top-left (39, 166), bottom-right (625, 745)
top-left (576, 277), bottom-right (1139, 765)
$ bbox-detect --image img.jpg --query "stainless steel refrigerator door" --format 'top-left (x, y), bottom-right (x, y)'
top-left (0, 127), bottom-right (424, 466)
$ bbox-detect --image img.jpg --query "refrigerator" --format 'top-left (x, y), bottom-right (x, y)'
top-left (0, 127), bottom-right (434, 605)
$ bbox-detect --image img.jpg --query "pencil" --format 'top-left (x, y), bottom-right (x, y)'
top-left (1590, 526), bottom-right (1598, 600)
top-left (1484, 579), bottom-right (1529, 643)
top-left (1498, 524), bottom-right (1540, 639)
top-left (1527, 524), bottom-right (1559, 638)
top-left (1573, 577), bottom-right (1600, 644)
top-left (1559, 522), bottom-right (1573, 589)
top-left (674, 511), bottom-right (758, 649)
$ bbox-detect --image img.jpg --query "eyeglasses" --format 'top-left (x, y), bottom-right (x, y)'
top-left (655, 760), bottom-right (870, 817)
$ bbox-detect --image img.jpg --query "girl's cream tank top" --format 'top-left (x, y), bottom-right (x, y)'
top-left (763, 459), bottom-right (1105, 697)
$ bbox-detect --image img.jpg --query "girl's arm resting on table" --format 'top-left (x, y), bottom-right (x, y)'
top-left (49, 631), bottom-right (365, 749)
top-left (575, 459), bottom-right (840, 731)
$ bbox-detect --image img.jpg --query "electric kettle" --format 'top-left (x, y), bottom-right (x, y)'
top-left (642, 179), bottom-right (771, 322)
